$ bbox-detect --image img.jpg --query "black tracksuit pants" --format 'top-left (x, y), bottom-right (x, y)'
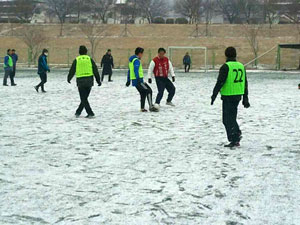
top-left (3, 68), bottom-right (14, 85)
top-left (184, 64), bottom-right (190, 72)
top-left (155, 77), bottom-right (176, 104)
top-left (76, 86), bottom-right (94, 116)
top-left (136, 83), bottom-right (153, 109)
top-left (222, 98), bottom-right (242, 143)
top-left (37, 72), bottom-right (47, 91)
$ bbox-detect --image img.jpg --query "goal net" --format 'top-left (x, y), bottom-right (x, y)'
top-left (168, 46), bottom-right (208, 71)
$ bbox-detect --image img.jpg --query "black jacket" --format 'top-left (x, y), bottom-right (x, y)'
top-left (101, 53), bottom-right (114, 74)
top-left (212, 58), bottom-right (249, 102)
top-left (67, 57), bottom-right (101, 87)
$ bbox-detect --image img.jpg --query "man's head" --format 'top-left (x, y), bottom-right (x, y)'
top-left (79, 45), bottom-right (88, 55)
top-left (186, 52), bottom-right (189, 55)
top-left (42, 49), bottom-right (49, 56)
top-left (225, 47), bottom-right (237, 59)
top-left (158, 48), bottom-right (166, 59)
top-left (12, 49), bottom-right (16, 54)
top-left (135, 47), bottom-right (144, 59)
top-left (107, 49), bottom-right (111, 55)
top-left (7, 49), bottom-right (12, 55)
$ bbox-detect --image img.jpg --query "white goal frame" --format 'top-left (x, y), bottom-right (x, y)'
top-left (168, 46), bottom-right (208, 72)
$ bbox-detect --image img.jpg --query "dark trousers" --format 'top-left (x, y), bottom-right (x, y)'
top-left (76, 86), bottom-right (94, 116)
top-left (37, 73), bottom-right (47, 91)
top-left (136, 83), bottom-right (153, 109)
top-left (184, 64), bottom-right (190, 72)
top-left (155, 77), bottom-right (176, 104)
top-left (222, 99), bottom-right (242, 143)
top-left (3, 68), bottom-right (14, 85)
top-left (101, 70), bottom-right (112, 82)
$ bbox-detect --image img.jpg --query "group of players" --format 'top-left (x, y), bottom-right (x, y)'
top-left (3, 45), bottom-right (250, 148)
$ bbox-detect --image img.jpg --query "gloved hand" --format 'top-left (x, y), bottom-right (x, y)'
top-left (148, 78), bottom-right (152, 84)
top-left (47, 69), bottom-right (50, 73)
top-left (126, 81), bottom-right (130, 87)
top-left (172, 77), bottom-right (175, 82)
top-left (243, 99), bottom-right (250, 108)
top-left (211, 95), bottom-right (216, 105)
top-left (98, 82), bottom-right (102, 87)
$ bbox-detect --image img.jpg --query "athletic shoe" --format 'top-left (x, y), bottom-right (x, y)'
top-left (224, 142), bottom-right (240, 148)
top-left (108, 80), bottom-right (113, 82)
top-left (149, 106), bottom-right (159, 112)
top-left (140, 109), bottom-right (148, 112)
top-left (42, 90), bottom-right (47, 93)
top-left (75, 114), bottom-right (80, 118)
top-left (86, 114), bottom-right (95, 119)
top-left (11, 83), bottom-right (17, 86)
top-left (34, 86), bottom-right (39, 92)
top-left (166, 101), bottom-right (175, 107)
top-left (3, 84), bottom-right (8, 86)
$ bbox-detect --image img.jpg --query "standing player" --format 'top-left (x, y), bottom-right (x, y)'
top-left (211, 47), bottom-right (250, 148)
top-left (11, 49), bottom-right (18, 85)
top-left (101, 49), bottom-right (114, 82)
top-left (68, 46), bottom-right (101, 118)
top-left (183, 52), bottom-right (191, 73)
top-left (126, 47), bottom-right (157, 112)
top-left (147, 48), bottom-right (176, 110)
top-left (35, 49), bottom-right (50, 93)
top-left (3, 49), bottom-right (15, 86)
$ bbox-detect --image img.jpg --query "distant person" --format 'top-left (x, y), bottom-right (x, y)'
top-left (101, 49), bottom-right (114, 82)
top-left (298, 83), bottom-right (300, 89)
top-left (68, 45), bottom-right (101, 118)
top-left (211, 47), bottom-right (250, 148)
top-left (3, 49), bottom-right (15, 86)
top-left (126, 47), bottom-right (157, 112)
top-left (183, 52), bottom-right (191, 73)
top-left (11, 49), bottom-right (18, 85)
top-left (147, 48), bottom-right (176, 110)
top-left (34, 49), bottom-right (50, 93)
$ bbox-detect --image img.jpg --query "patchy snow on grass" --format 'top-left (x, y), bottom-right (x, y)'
top-left (0, 71), bottom-right (299, 225)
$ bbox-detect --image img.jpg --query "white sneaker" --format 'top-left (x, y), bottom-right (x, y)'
top-left (166, 102), bottom-right (175, 107)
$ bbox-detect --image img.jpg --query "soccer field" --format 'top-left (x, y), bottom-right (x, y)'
top-left (0, 70), bottom-right (299, 225)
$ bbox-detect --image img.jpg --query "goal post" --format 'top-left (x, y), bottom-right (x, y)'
top-left (168, 46), bottom-right (208, 71)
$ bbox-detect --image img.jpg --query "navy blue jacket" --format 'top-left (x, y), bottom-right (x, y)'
top-left (38, 54), bottom-right (49, 74)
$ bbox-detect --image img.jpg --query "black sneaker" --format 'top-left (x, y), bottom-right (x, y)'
top-left (11, 83), bottom-right (17, 86)
top-left (34, 86), bottom-right (39, 92)
top-left (85, 114), bottom-right (95, 119)
top-left (3, 84), bottom-right (8, 86)
top-left (224, 142), bottom-right (240, 148)
top-left (75, 113), bottom-right (80, 118)
top-left (108, 80), bottom-right (113, 82)
top-left (149, 106), bottom-right (159, 112)
top-left (41, 90), bottom-right (47, 93)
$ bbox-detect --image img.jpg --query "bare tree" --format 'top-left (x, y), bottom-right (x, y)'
top-left (87, 0), bottom-right (116, 24)
top-left (202, 0), bottom-right (215, 36)
top-left (238, 0), bottom-right (261, 24)
top-left (216, 0), bottom-right (241, 24)
top-left (283, 0), bottom-right (300, 41)
top-left (14, 0), bottom-right (36, 23)
top-left (80, 24), bottom-right (106, 59)
top-left (16, 25), bottom-right (48, 65)
top-left (263, 0), bottom-right (278, 29)
top-left (45, 0), bottom-right (75, 36)
top-left (136, 0), bottom-right (168, 24)
top-left (175, 0), bottom-right (203, 24)
top-left (243, 24), bottom-right (261, 67)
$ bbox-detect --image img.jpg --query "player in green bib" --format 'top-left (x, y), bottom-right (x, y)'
top-left (67, 46), bottom-right (101, 118)
top-left (3, 49), bottom-right (14, 86)
top-left (211, 47), bottom-right (250, 148)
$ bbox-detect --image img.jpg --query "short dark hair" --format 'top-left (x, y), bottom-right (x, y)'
top-left (107, 49), bottom-right (111, 52)
top-left (135, 47), bottom-right (144, 55)
top-left (79, 45), bottom-right (88, 55)
top-left (225, 47), bottom-right (237, 58)
top-left (7, 49), bottom-right (11, 54)
top-left (12, 49), bottom-right (16, 52)
top-left (158, 48), bottom-right (166, 53)
top-left (42, 49), bottom-right (48, 54)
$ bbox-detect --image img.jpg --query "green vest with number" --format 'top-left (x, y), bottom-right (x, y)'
top-left (129, 58), bottom-right (143, 80)
top-left (4, 55), bottom-right (13, 68)
top-left (76, 55), bottom-right (93, 78)
top-left (220, 61), bottom-right (246, 96)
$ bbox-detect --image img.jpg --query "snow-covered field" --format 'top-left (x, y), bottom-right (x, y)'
top-left (0, 70), bottom-right (299, 225)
